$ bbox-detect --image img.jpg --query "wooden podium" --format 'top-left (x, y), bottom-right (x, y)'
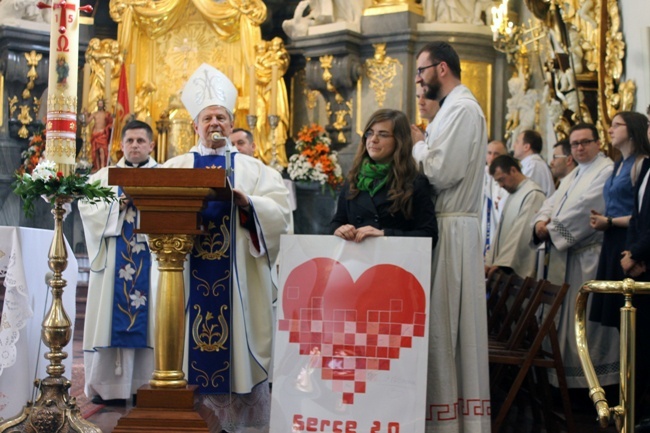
top-left (107, 167), bottom-right (231, 432)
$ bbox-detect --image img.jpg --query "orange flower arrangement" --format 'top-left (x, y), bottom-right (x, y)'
top-left (17, 129), bottom-right (46, 175)
top-left (288, 124), bottom-right (343, 189)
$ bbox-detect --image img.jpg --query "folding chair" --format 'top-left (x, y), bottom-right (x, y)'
top-left (489, 280), bottom-right (574, 433)
top-left (487, 274), bottom-right (534, 339)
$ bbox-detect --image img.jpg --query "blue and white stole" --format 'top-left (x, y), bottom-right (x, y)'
top-left (111, 187), bottom-right (151, 348)
top-left (188, 152), bottom-right (236, 394)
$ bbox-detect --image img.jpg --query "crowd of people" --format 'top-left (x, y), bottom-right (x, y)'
top-left (77, 42), bottom-right (650, 433)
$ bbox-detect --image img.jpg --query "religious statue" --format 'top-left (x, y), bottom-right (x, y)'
top-left (424, 0), bottom-right (490, 24)
top-left (282, 0), bottom-right (365, 38)
top-left (85, 98), bottom-right (113, 172)
top-left (0, 0), bottom-right (51, 25)
top-left (254, 37), bottom-right (289, 166)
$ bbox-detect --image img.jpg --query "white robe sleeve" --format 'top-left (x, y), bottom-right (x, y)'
top-left (78, 167), bottom-right (121, 272)
top-left (416, 100), bottom-right (484, 191)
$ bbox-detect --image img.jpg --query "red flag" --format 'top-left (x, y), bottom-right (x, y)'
top-left (115, 63), bottom-right (130, 122)
top-left (110, 64), bottom-right (131, 160)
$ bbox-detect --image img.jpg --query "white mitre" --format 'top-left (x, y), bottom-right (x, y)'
top-left (181, 63), bottom-right (237, 120)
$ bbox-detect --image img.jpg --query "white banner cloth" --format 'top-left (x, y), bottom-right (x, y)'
top-left (0, 227), bottom-right (77, 419)
top-left (271, 235), bottom-right (432, 433)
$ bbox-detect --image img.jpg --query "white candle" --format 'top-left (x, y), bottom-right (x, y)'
top-left (104, 61), bottom-right (111, 110)
top-left (82, 63), bottom-right (90, 110)
top-left (249, 65), bottom-right (256, 115)
top-left (270, 65), bottom-right (278, 116)
top-left (129, 63), bottom-right (136, 113)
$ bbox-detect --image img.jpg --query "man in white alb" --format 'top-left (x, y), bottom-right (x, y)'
top-left (532, 122), bottom-right (618, 388)
top-left (412, 41), bottom-right (490, 433)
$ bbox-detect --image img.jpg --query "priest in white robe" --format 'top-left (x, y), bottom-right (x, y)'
top-left (162, 64), bottom-right (293, 433)
top-left (413, 41), bottom-right (491, 433)
top-left (532, 123), bottom-right (619, 388)
top-left (79, 120), bottom-right (158, 403)
top-left (482, 140), bottom-right (509, 258)
top-left (485, 155), bottom-right (545, 278)
top-left (513, 130), bottom-right (556, 197)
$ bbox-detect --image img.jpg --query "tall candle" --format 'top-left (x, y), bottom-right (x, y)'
top-left (104, 61), bottom-right (111, 109)
top-left (249, 65), bottom-right (256, 115)
top-left (82, 63), bottom-right (90, 110)
top-left (270, 65), bottom-right (278, 116)
top-left (45, 0), bottom-right (82, 172)
top-left (129, 63), bottom-right (136, 113)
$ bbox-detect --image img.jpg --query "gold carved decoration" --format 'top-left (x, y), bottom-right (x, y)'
top-left (191, 304), bottom-right (229, 352)
top-left (22, 51), bottom-right (42, 100)
top-left (364, 0), bottom-right (423, 16)
top-left (85, 38), bottom-right (122, 112)
top-left (320, 55), bottom-right (344, 104)
top-left (333, 100), bottom-right (353, 143)
top-left (17, 106), bottom-right (33, 138)
top-left (365, 44), bottom-right (401, 108)
top-left (254, 36), bottom-right (290, 166)
top-left (512, 0), bottom-right (634, 153)
top-left (8, 95), bottom-right (18, 118)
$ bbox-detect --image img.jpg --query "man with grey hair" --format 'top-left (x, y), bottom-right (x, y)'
top-left (163, 63), bottom-right (293, 433)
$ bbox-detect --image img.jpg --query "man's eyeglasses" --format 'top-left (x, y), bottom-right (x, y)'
top-left (364, 130), bottom-right (393, 139)
top-left (552, 154), bottom-right (568, 159)
top-left (569, 139), bottom-right (597, 148)
top-left (416, 62), bottom-right (441, 77)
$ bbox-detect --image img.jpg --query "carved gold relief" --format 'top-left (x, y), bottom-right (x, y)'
top-left (333, 100), bottom-right (353, 143)
top-left (365, 44), bottom-right (401, 108)
top-left (17, 105), bottom-right (33, 138)
top-left (320, 55), bottom-right (344, 104)
top-left (9, 95), bottom-right (18, 118)
top-left (22, 51), bottom-right (43, 100)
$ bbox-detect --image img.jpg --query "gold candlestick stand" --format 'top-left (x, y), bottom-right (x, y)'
top-left (267, 114), bottom-right (282, 172)
top-left (246, 114), bottom-right (257, 137)
top-left (0, 196), bottom-right (102, 433)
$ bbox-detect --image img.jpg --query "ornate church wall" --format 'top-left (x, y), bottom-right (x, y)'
top-left (620, 0), bottom-right (650, 112)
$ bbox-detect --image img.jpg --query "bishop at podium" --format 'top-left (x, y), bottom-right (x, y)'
top-left (162, 63), bottom-right (293, 433)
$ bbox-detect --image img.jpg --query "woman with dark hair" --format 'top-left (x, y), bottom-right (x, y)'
top-left (330, 108), bottom-right (438, 245)
top-left (590, 111), bottom-right (650, 327)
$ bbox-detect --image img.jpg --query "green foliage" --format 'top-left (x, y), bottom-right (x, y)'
top-left (12, 160), bottom-right (116, 217)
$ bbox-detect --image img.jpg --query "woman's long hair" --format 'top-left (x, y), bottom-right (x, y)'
top-left (347, 109), bottom-right (419, 219)
top-left (614, 111), bottom-right (650, 156)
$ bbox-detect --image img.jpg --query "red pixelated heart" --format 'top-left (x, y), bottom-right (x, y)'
top-left (278, 258), bottom-right (426, 404)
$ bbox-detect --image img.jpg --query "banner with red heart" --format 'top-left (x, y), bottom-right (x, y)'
top-left (271, 235), bottom-right (431, 433)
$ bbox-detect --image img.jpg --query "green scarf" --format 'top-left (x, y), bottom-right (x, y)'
top-left (356, 158), bottom-right (391, 197)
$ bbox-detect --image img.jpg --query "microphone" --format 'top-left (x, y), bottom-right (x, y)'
top-left (208, 132), bottom-right (232, 176)
top-left (211, 132), bottom-right (226, 142)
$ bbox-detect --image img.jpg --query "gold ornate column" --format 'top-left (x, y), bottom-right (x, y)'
top-left (147, 234), bottom-right (195, 388)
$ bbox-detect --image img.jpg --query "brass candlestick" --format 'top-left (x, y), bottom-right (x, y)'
top-left (267, 114), bottom-right (282, 172)
top-left (0, 196), bottom-right (102, 433)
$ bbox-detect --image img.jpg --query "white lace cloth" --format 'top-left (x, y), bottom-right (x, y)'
top-left (0, 227), bottom-right (77, 419)
top-left (197, 381), bottom-right (271, 433)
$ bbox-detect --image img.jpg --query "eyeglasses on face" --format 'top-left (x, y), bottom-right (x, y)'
top-left (552, 154), bottom-right (568, 159)
top-left (416, 62), bottom-right (441, 77)
top-left (363, 130), bottom-right (393, 139)
top-left (569, 138), bottom-right (597, 148)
